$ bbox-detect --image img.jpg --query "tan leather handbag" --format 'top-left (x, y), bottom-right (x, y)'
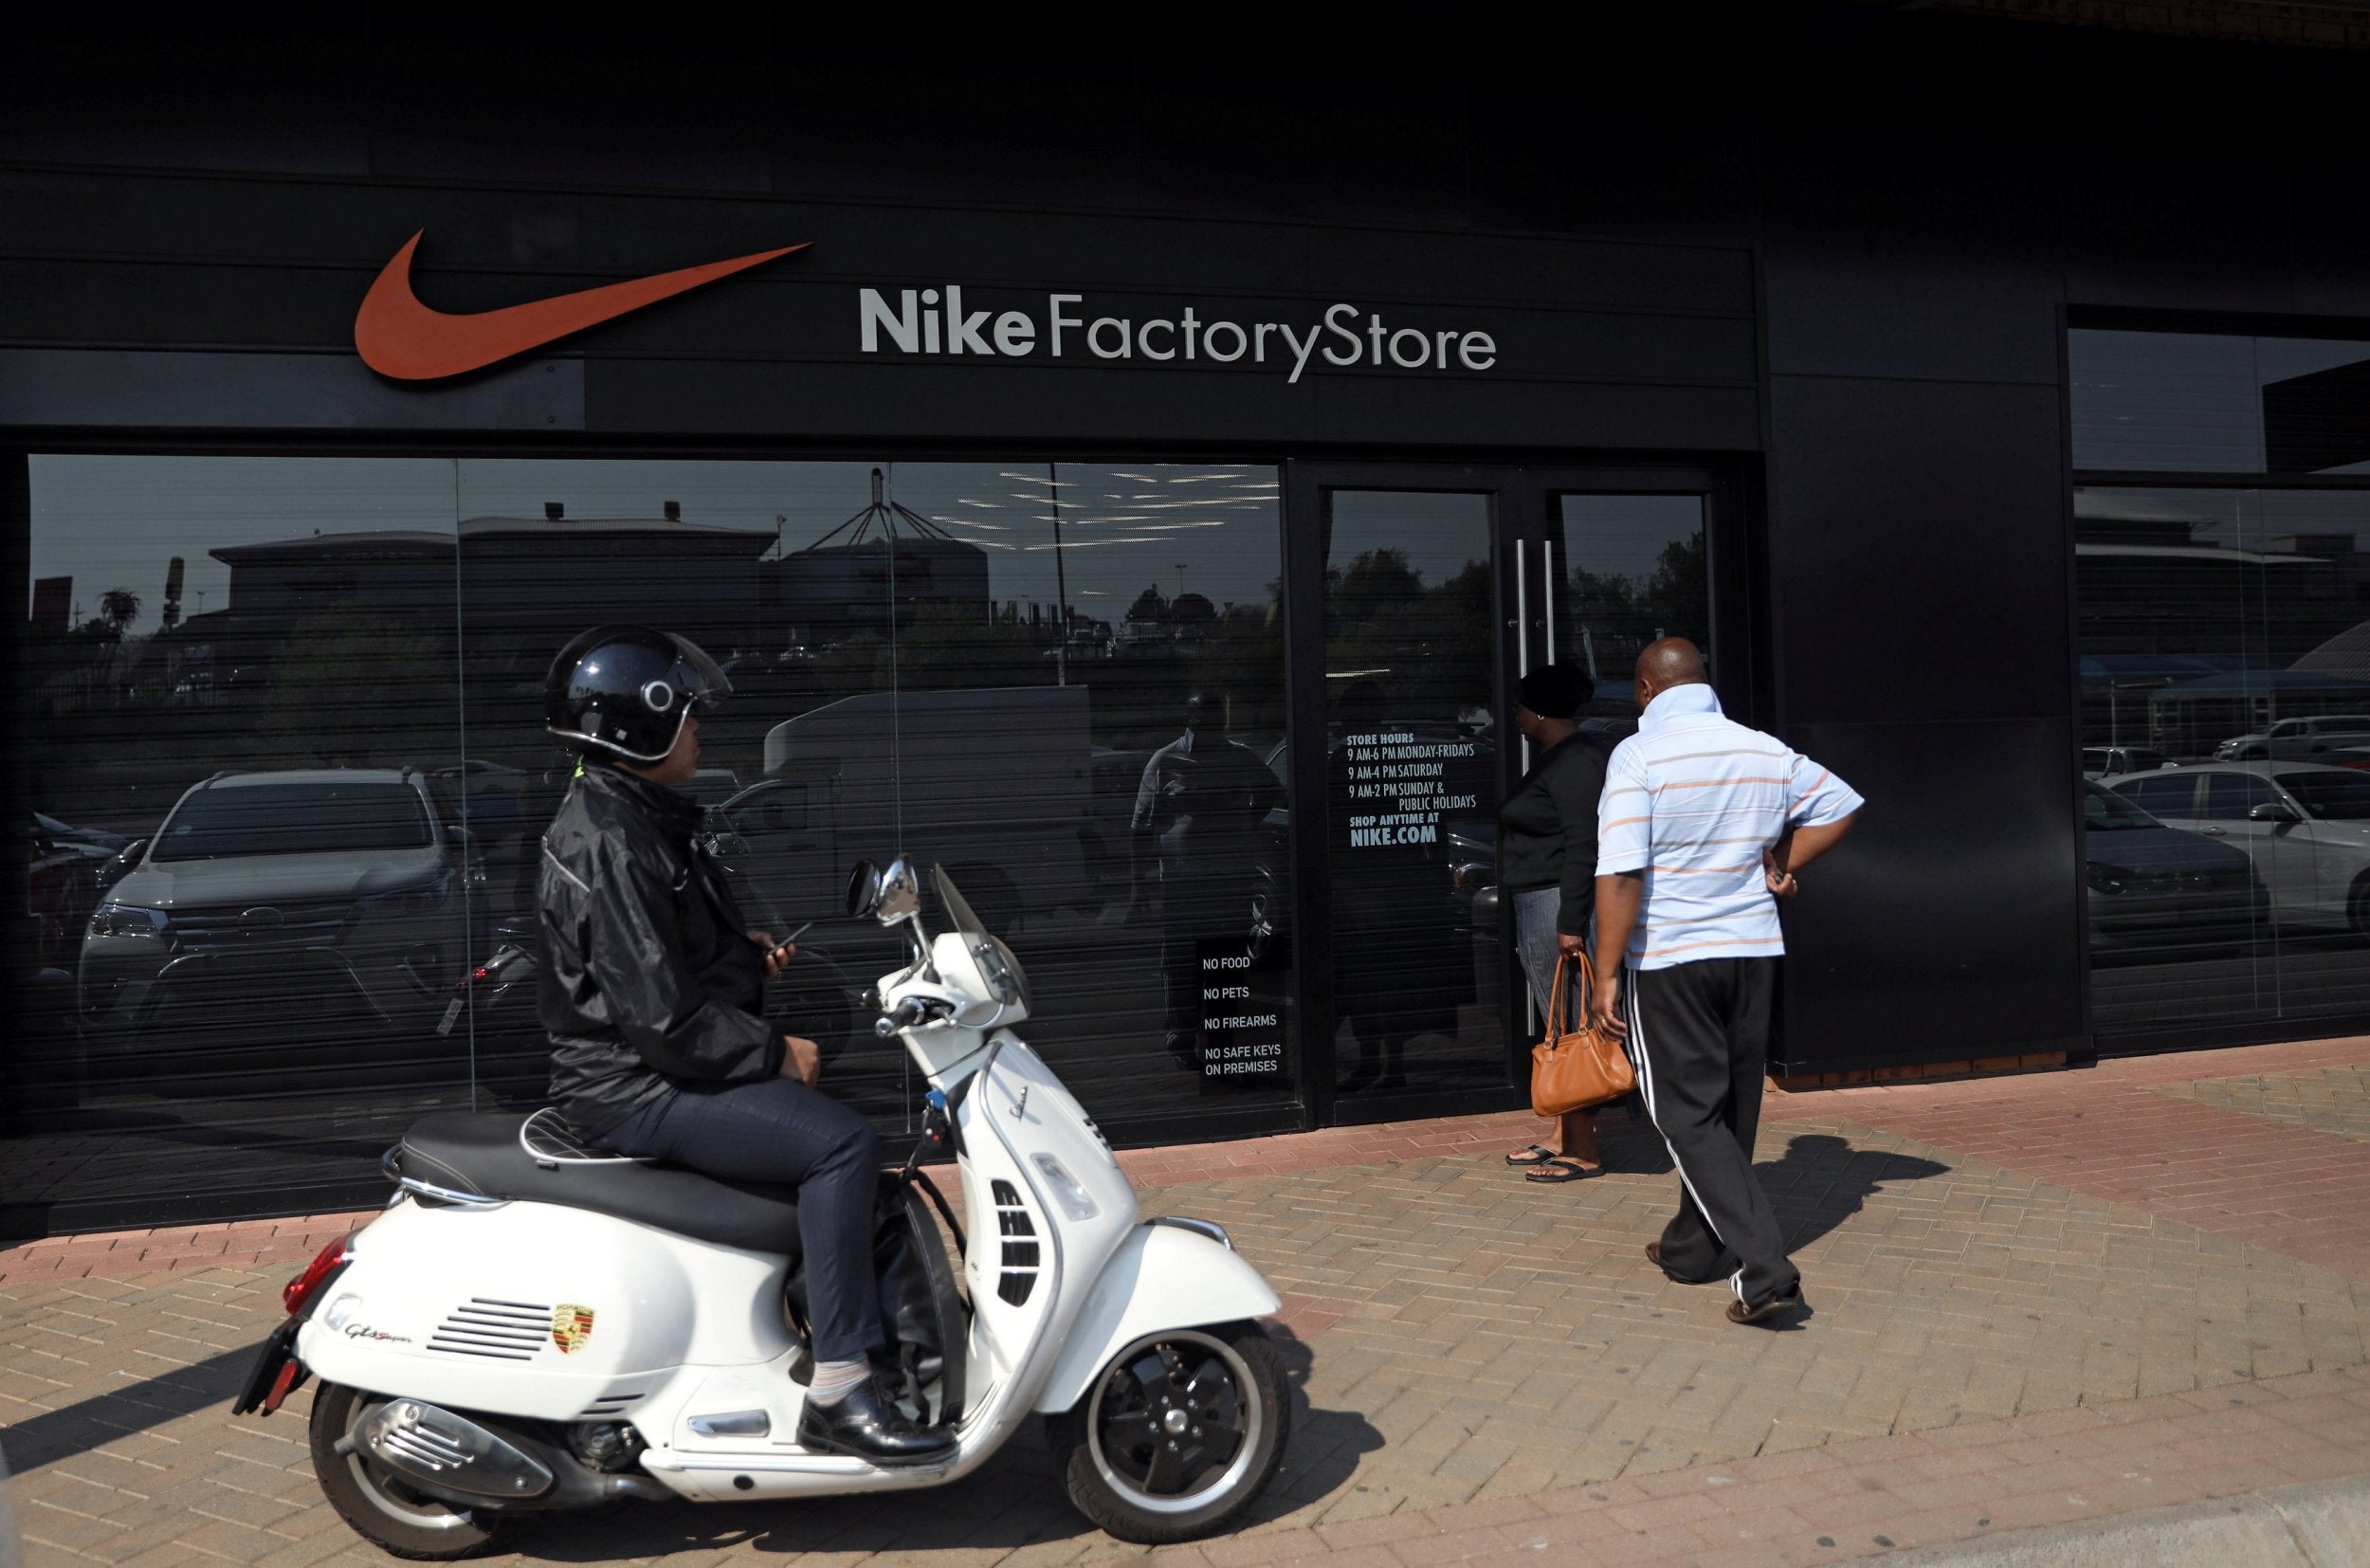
top-left (1530, 955), bottom-right (1635, 1117)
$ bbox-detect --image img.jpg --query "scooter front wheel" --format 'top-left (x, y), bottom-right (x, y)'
top-left (307, 1382), bottom-right (509, 1560)
top-left (1048, 1321), bottom-right (1289, 1544)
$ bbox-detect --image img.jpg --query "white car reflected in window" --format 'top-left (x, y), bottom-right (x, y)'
top-left (2106, 761), bottom-right (2370, 935)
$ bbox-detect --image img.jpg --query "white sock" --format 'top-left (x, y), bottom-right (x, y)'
top-left (810, 1358), bottom-right (871, 1405)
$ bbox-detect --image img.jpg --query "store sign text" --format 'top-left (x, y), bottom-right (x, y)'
top-left (859, 288), bottom-right (1497, 384)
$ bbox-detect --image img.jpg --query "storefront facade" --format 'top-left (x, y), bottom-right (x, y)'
top-left (7, 7), bottom-right (2368, 1234)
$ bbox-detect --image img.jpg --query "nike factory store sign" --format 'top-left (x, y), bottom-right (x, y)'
top-left (857, 287), bottom-right (1498, 384)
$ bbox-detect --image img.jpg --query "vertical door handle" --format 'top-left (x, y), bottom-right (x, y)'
top-left (1540, 539), bottom-right (1556, 665)
top-left (1514, 542), bottom-right (1528, 677)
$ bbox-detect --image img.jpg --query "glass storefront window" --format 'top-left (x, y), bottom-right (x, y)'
top-left (2076, 483), bottom-right (2370, 1032)
top-left (2069, 328), bottom-right (2370, 475)
top-left (9, 454), bottom-right (1290, 1224)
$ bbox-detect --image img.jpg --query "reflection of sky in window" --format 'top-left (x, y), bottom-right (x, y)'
top-left (2069, 329), bottom-right (2370, 474)
top-left (28, 456), bottom-right (1284, 638)
top-left (1559, 495), bottom-right (1705, 587)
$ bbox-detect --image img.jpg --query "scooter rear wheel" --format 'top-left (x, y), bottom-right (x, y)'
top-left (308, 1382), bottom-right (509, 1560)
top-left (1048, 1321), bottom-right (1289, 1544)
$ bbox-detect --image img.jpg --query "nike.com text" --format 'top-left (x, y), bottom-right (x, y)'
top-left (859, 288), bottom-right (1496, 385)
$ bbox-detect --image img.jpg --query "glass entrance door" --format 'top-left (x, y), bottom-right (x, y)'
top-left (1286, 465), bottom-right (1726, 1124)
top-left (1317, 488), bottom-right (1505, 1103)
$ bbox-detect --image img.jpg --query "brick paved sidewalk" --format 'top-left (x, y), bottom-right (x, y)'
top-left (9, 1036), bottom-right (2370, 1565)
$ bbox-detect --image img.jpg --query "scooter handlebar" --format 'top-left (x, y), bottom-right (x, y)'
top-left (874, 996), bottom-right (950, 1036)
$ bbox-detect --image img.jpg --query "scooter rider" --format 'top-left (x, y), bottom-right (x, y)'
top-left (538, 624), bottom-right (955, 1466)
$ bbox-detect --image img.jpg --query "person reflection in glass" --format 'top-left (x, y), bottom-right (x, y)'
top-left (1498, 662), bottom-right (1613, 1183)
top-left (1131, 691), bottom-right (1286, 1069)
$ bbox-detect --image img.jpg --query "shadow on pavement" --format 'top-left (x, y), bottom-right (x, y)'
top-left (0, 1343), bottom-right (258, 1472)
top-left (1759, 1132), bottom-right (1950, 1252)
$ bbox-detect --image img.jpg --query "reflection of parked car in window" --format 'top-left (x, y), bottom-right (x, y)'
top-left (2081, 782), bottom-right (2265, 957)
top-left (2215, 715), bottom-right (2370, 761)
top-left (30, 822), bottom-right (99, 971)
top-left (2106, 761), bottom-right (2370, 935)
top-left (34, 811), bottom-right (131, 866)
top-left (2082, 746), bottom-right (2175, 779)
top-left (78, 769), bottom-right (462, 1036)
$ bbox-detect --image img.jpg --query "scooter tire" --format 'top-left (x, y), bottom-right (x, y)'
top-left (1048, 1320), bottom-right (1290, 1544)
top-left (307, 1382), bottom-right (510, 1560)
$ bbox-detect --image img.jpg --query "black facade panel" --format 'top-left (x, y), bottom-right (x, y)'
top-left (0, 348), bottom-right (586, 432)
top-left (1761, 244), bottom-right (2063, 387)
top-left (1774, 716), bottom-right (2085, 1070)
top-left (2060, 142), bottom-right (2303, 317)
top-left (576, 359), bottom-right (1763, 452)
top-left (1, 169), bottom-right (1756, 316)
top-left (1765, 374), bottom-right (2072, 727)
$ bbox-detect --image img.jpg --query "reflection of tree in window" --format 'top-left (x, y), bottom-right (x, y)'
top-left (1324, 549), bottom-right (1491, 720)
top-left (263, 610), bottom-right (450, 767)
top-left (1559, 532), bottom-right (1707, 696)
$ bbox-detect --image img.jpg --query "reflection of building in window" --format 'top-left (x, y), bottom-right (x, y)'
top-left (763, 467), bottom-right (993, 647)
top-left (2076, 496), bottom-right (2370, 753)
top-left (23, 509), bottom-right (782, 765)
top-left (2074, 498), bottom-right (2350, 663)
top-left (189, 511), bottom-right (775, 687)
top-left (2263, 356), bottom-right (2370, 476)
top-left (763, 536), bottom-right (990, 647)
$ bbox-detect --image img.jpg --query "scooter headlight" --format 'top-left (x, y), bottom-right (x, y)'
top-left (1031, 1153), bottom-right (1099, 1221)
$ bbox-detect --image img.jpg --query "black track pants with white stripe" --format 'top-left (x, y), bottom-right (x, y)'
top-left (1626, 957), bottom-right (1797, 1305)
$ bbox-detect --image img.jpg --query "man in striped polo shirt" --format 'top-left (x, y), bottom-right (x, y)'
top-left (1592, 638), bottom-right (1862, 1325)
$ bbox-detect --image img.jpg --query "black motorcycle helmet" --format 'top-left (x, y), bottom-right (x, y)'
top-left (545, 624), bottom-right (731, 763)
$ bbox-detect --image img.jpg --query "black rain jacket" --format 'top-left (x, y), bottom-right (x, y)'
top-left (539, 763), bottom-right (783, 1139)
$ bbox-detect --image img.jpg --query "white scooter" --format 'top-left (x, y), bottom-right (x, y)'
top-left (235, 858), bottom-right (1290, 1557)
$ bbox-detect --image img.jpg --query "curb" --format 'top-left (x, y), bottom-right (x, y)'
top-left (1884, 1474), bottom-right (2370, 1566)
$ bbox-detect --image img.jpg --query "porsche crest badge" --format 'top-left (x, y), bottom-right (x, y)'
top-left (551, 1304), bottom-right (595, 1355)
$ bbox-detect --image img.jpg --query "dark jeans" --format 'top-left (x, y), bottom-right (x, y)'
top-left (596, 1077), bottom-right (884, 1363)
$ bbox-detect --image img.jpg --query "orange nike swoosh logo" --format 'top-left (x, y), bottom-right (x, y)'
top-left (354, 230), bottom-right (809, 380)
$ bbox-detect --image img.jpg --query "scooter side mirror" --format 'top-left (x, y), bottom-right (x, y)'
top-left (873, 860), bottom-right (921, 924)
top-left (846, 859), bottom-right (882, 919)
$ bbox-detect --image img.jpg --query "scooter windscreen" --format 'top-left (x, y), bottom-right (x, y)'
top-left (934, 866), bottom-right (1030, 1012)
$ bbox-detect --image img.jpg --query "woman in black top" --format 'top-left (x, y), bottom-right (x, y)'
top-left (1498, 663), bottom-right (1611, 1182)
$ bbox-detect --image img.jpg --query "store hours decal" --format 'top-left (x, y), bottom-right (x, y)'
top-left (1341, 732), bottom-right (1478, 848)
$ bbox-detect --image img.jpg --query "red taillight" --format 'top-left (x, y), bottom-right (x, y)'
top-left (474, 966), bottom-right (494, 981)
top-left (283, 1234), bottom-right (353, 1316)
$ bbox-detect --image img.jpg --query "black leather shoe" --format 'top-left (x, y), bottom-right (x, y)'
top-left (797, 1377), bottom-right (957, 1466)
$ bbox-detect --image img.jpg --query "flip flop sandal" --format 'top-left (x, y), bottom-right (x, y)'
top-left (1523, 1158), bottom-right (1596, 1183)
top-left (1504, 1144), bottom-right (1561, 1167)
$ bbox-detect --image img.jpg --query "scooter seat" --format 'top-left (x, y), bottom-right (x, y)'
top-left (392, 1111), bottom-right (803, 1258)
